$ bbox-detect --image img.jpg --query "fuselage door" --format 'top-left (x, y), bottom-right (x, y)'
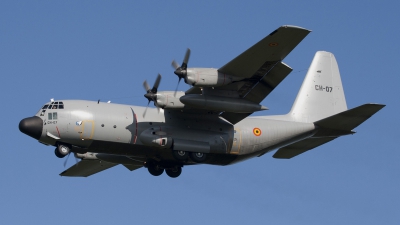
top-left (230, 129), bottom-right (242, 154)
top-left (80, 120), bottom-right (94, 140)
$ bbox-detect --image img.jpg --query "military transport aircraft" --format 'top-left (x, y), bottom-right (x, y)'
top-left (19, 25), bottom-right (384, 178)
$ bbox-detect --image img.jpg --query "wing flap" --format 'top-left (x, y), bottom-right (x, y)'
top-left (220, 112), bottom-right (252, 125)
top-left (60, 160), bottom-right (117, 177)
top-left (218, 25), bottom-right (310, 78)
top-left (242, 62), bottom-right (292, 103)
top-left (220, 62), bottom-right (292, 124)
top-left (273, 137), bottom-right (336, 159)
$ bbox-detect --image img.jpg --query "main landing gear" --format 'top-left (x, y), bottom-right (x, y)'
top-left (145, 162), bottom-right (182, 178)
top-left (54, 143), bottom-right (71, 158)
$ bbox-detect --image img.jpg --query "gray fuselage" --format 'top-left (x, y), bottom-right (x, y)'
top-left (33, 100), bottom-right (316, 166)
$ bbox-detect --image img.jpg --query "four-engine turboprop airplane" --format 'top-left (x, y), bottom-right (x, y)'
top-left (19, 25), bottom-right (385, 178)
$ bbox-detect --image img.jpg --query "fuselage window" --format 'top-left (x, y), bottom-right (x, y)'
top-left (48, 112), bottom-right (58, 120)
top-left (40, 110), bottom-right (46, 116)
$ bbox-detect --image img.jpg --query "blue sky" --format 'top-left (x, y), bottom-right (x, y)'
top-left (1, 1), bottom-right (399, 224)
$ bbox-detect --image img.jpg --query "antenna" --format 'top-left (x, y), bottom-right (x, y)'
top-left (50, 98), bottom-right (54, 102)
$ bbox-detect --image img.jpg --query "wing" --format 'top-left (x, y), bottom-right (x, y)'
top-left (216, 26), bottom-right (310, 124)
top-left (172, 26), bottom-right (310, 125)
top-left (60, 159), bottom-right (142, 177)
top-left (219, 25), bottom-right (311, 78)
top-left (60, 160), bottom-right (118, 177)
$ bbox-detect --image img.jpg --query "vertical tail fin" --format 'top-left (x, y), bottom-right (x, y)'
top-left (289, 51), bottom-right (347, 122)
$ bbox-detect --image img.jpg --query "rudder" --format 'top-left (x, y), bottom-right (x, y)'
top-left (289, 51), bottom-right (347, 122)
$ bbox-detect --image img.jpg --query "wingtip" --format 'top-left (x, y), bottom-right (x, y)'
top-left (281, 25), bottom-right (312, 32)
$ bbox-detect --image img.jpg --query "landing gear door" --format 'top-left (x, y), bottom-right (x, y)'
top-left (80, 120), bottom-right (94, 140)
top-left (230, 129), bottom-right (241, 154)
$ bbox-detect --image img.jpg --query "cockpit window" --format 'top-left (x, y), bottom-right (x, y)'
top-left (40, 110), bottom-right (46, 116)
top-left (45, 102), bottom-right (64, 109)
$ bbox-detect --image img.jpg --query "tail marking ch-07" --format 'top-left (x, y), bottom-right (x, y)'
top-left (19, 25), bottom-right (385, 178)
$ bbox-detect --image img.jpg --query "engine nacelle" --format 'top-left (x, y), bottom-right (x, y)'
top-left (185, 68), bottom-right (239, 87)
top-left (155, 91), bottom-right (185, 109)
top-left (139, 128), bottom-right (173, 149)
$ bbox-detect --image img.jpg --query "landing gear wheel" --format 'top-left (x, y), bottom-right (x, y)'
top-left (54, 148), bottom-right (65, 158)
top-left (166, 167), bottom-right (182, 178)
top-left (56, 144), bottom-right (70, 158)
top-left (172, 150), bottom-right (188, 161)
top-left (148, 164), bottom-right (164, 176)
top-left (189, 152), bottom-right (207, 163)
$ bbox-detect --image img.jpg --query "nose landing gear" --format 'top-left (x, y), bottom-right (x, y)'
top-left (54, 144), bottom-right (71, 158)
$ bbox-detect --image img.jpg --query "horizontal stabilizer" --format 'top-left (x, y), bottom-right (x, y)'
top-left (60, 160), bottom-right (117, 177)
top-left (314, 103), bottom-right (385, 132)
top-left (273, 137), bottom-right (336, 159)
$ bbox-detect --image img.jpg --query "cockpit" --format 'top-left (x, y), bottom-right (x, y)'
top-left (39, 101), bottom-right (64, 117)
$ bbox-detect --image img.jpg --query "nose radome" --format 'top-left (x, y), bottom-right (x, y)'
top-left (19, 116), bottom-right (43, 140)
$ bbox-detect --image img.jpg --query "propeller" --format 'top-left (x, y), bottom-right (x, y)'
top-left (63, 152), bottom-right (79, 167)
top-left (171, 48), bottom-right (191, 96)
top-left (143, 74), bottom-right (162, 118)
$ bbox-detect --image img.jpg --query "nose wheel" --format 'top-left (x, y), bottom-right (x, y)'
top-left (54, 144), bottom-right (71, 158)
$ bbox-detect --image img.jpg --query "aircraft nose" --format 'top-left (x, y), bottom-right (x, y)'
top-left (19, 116), bottom-right (43, 140)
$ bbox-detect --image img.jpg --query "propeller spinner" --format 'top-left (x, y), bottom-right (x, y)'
top-left (171, 48), bottom-right (190, 96)
top-left (142, 74), bottom-right (162, 118)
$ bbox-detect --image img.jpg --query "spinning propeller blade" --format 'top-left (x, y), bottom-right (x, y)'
top-left (63, 152), bottom-right (79, 167)
top-left (171, 48), bottom-right (191, 96)
top-left (142, 74), bottom-right (162, 118)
